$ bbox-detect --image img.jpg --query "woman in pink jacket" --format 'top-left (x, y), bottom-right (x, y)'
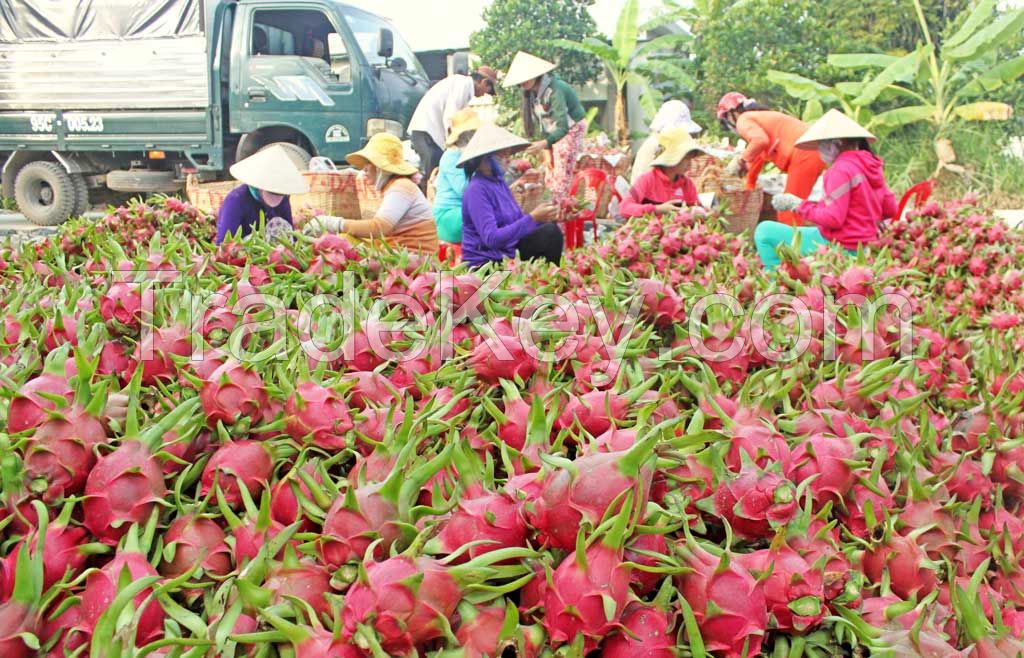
top-left (756, 110), bottom-right (897, 271)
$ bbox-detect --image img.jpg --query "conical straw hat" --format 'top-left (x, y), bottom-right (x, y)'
top-left (796, 109), bottom-right (876, 148)
top-left (456, 123), bottom-right (529, 167)
top-left (229, 145), bottom-right (310, 196)
top-left (503, 51), bottom-right (556, 87)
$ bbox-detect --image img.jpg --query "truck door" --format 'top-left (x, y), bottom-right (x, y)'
top-left (230, 4), bottom-right (361, 161)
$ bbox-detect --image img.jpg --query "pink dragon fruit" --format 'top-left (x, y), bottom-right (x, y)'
top-left (7, 371), bottom-right (73, 434)
top-left (675, 542), bottom-right (768, 658)
top-left (725, 425), bottom-right (793, 474)
top-left (863, 533), bottom-right (939, 600)
top-left (790, 434), bottom-right (856, 508)
top-left (341, 555), bottom-right (461, 655)
top-left (199, 360), bottom-right (270, 427)
top-left (554, 389), bottom-right (629, 436)
top-left (543, 541), bottom-right (632, 652)
top-left (713, 467), bottom-right (797, 541)
top-left (739, 544), bottom-right (825, 632)
top-left (160, 515), bottom-right (232, 578)
top-left (79, 551), bottom-right (164, 646)
top-left (470, 333), bottom-right (539, 384)
top-left (23, 407), bottom-right (107, 501)
top-left (200, 441), bottom-right (273, 508)
top-left (635, 278), bottom-right (686, 327)
top-left (83, 441), bottom-right (166, 545)
top-left (136, 324), bottom-right (191, 385)
top-left (602, 602), bottom-right (676, 658)
top-left (284, 381), bottom-right (353, 450)
top-left (265, 555), bottom-right (334, 618)
top-left (431, 487), bottom-right (528, 562)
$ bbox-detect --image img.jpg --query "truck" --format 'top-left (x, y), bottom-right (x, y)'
top-left (0, 0), bottom-right (429, 225)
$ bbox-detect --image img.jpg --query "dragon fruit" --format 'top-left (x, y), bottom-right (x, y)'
top-left (199, 359), bottom-right (269, 427)
top-left (83, 441), bottom-right (166, 545)
top-left (136, 324), bottom-right (191, 385)
top-left (790, 434), bottom-right (856, 508)
top-left (341, 555), bottom-right (461, 654)
top-left (200, 440), bottom-right (273, 508)
top-left (675, 542), bottom-right (768, 658)
top-left (23, 407), bottom-right (107, 501)
top-left (284, 381), bottom-right (353, 450)
top-left (470, 332), bottom-right (539, 384)
top-left (430, 487), bottom-right (528, 562)
top-left (739, 544), bottom-right (825, 632)
top-left (265, 553), bottom-right (334, 618)
top-left (863, 533), bottom-right (939, 600)
top-left (713, 467), bottom-right (797, 541)
top-left (160, 515), bottom-right (232, 578)
top-left (602, 602), bottom-right (676, 658)
top-left (79, 551), bottom-right (164, 646)
top-left (7, 371), bottom-right (73, 434)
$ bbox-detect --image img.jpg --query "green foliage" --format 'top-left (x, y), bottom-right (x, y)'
top-left (554, 0), bottom-right (694, 145)
top-left (826, 0), bottom-right (970, 55)
top-left (470, 0), bottom-right (601, 121)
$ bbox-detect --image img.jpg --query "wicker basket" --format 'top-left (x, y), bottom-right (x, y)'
top-left (686, 154), bottom-right (720, 181)
top-left (698, 170), bottom-right (763, 234)
top-left (291, 162), bottom-right (381, 219)
top-left (185, 175), bottom-right (239, 215)
top-left (576, 152), bottom-right (631, 180)
top-left (512, 169), bottom-right (545, 213)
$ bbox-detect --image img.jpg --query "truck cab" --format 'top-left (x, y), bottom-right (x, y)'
top-left (0, 0), bottom-right (428, 225)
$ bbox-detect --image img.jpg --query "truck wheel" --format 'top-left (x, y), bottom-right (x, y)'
top-left (106, 170), bottom-right (182, 194)
top-left (259, 142), bottom-right (312, 170)
top-left (13, 161), bottom-right (76, 226)
top-left (70, 174), bottom-right (89, 218)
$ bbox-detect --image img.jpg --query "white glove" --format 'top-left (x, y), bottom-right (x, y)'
top-left (771, 193), bottom-right (803, 212)
top-left (724, 157), bottom-right (743, 177)
top-left (303, 215), bottom-right (345, 236)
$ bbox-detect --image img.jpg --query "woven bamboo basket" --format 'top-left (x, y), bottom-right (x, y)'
top-left (291, 165), bottom-right (381, 219)
top-left (576, 153), bottom-right (631, 180)
top-left (512, 169), bottom-right (545, 213)
top-left (697, 170), bottom-right (763, 234)
top-left (185, 175), bottom-right (238, 215)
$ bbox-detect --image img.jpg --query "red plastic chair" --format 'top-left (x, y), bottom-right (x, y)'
top-left (565, 168), bottom-right (620, 250)
top-left (897, 179), bottom-right (934, 219)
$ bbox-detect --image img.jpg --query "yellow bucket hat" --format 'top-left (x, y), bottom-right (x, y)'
top-left (447, 108), bottom-right (482, 147)
top-left (651, 128), bottom-right (710, 167)
top-left (346, 132), bottom-right (418, 176)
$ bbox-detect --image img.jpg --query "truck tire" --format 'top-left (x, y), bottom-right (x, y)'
top-left (14, 161), bottom-right (76, 226)
top-left (258, 142), bottom-right (312, 170)
top-left (70, 174), bottom-right (89, 218)
top-left (106, 170), bottom-right (182, 194)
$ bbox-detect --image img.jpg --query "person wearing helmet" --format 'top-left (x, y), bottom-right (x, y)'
top-left (717, 92), bottom-right (826, 226)
top-left (755, 110), bottom-right (898, 272)
top-left (504, 51), bottom-right (587, 205)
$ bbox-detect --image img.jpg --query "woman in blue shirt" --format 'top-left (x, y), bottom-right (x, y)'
top-left (215, 145), bottom-right (309, 245)
top-left (458, 123), bottom-right (562, 267)
top-left (432, 108), bottom-right (481, 244)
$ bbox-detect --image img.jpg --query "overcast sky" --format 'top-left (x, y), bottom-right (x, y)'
top-left (350, 0), bottom-right (1024, 52)
top-left (346, 0), bottom-right (666, 51)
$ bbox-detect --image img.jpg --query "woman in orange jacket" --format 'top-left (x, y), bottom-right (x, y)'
top-left (717, 92), bottom-right (826, 226)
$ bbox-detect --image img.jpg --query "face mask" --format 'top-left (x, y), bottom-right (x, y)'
top-left (818, 140), bottom-right (840, 165)
top-left (260, 190), bottom-right (285, 208)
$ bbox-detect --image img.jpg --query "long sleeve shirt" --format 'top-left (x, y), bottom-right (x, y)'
top-left (798, 150), bottom-right (898, 250)
top-left (533, 76), bottom-right (586, 146)
top-left (735, 111), bottom-right (810, 187)
top-left (215, 185), bottom-right (292, 245)
top-left (461, 171), bottom-right (540, 267)
top-left (341, 177), bottom-right (438, 254)
top-left (619, 167), bottom-right (700, 218)
top-left (408, 75), bottom-right (475, 150)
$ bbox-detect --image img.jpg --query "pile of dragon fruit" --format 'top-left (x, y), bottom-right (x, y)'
top-left (2, 192), bottom-right (1024, 658)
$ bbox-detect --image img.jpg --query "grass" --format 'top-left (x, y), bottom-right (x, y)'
top-left (878, 121), bottom-right (1024, 209)
top-left (0, 196), bottom-right (15, 211)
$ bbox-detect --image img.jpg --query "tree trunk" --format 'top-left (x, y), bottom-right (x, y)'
top-left (615, 87), bottom-right (628, 149)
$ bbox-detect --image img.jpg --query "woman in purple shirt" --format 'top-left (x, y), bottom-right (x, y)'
top-left (458, 124), bottom-right (563, 267)
top-left (215, 145), bottom-right (310, 245)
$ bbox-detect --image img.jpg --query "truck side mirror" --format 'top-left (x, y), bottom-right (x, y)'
top-left (377, 28), bottom-right (393, 59)
top-left (451, 52), bottom-right (469, 76)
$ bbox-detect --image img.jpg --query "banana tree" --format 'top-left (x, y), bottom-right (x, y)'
top-left (765, 70), bottom-right (877, 126)
top-left (554, 0), bottom-right (694, 147)
top-left (825, 0), bottom-right (1023, 166)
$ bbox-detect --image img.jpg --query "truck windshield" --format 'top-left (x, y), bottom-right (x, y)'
top-left (343, 7), bottom-right (426, 79)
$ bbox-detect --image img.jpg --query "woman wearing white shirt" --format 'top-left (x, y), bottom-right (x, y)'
top-left (630, 100), bottom-right (703, 184)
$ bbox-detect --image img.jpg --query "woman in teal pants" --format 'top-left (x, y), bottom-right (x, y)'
top-left (755, 110), bottom-right (898, 271)
top-left (432, 108), bottom-right (481, 243)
